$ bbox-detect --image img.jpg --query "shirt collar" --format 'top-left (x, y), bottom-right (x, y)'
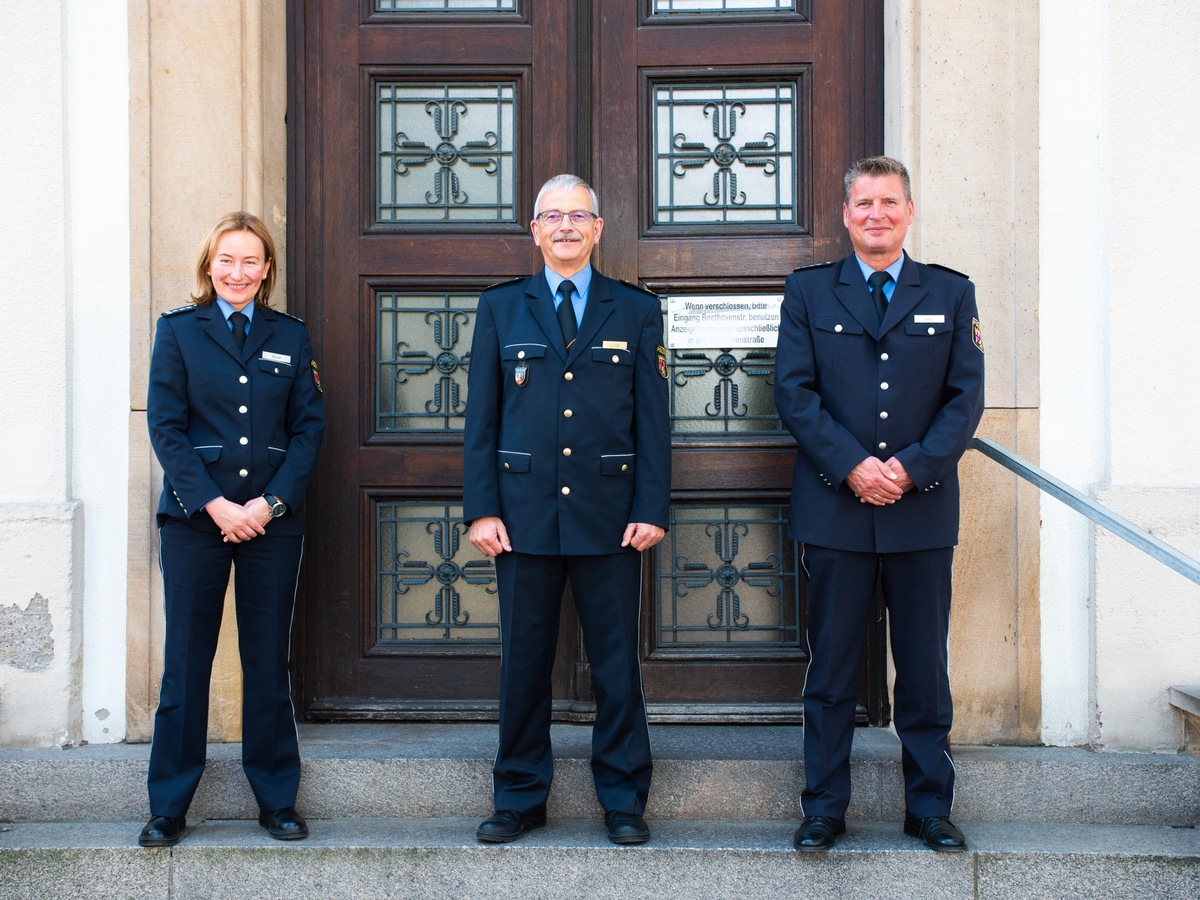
top-left (215, 296), bottom-right (255, 323)
top-left (854, 253), bottom-right (904, 288)
top-left (544, 265), bottom-right (593, 301)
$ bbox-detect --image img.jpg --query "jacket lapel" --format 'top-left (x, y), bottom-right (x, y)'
top-left (566, 270), bottom-right (614, 368)
top-left (880, 253), bottom-right (926, 336)
top-left (201, 304), bottom-right (248, 364)
top-left (832, 257), bottom-right (883, 338)
top-left (242, 307), bottom-right (276, 361)
top-left (526, 274), bottom-right (567, 361)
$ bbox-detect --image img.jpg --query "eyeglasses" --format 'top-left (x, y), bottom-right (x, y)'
top-left (536, 209), bottom-right (597, 226)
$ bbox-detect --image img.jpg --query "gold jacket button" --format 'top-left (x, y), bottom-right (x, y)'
top-left (561, 486), bottom-right (570, 495)
top-left (563, 448), bottom-right (571, 456)
top-left (621, 464), bottom-right (629, 472)
top-left (564, 372), bottom-right (573, 380)
top-left (563, 409), bottom-right (573, 418)
top-left (612, 355), bottom-right (620, 364)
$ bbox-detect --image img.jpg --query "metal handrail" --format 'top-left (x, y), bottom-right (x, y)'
top-left (969, 437), bottom-right (1200, 587)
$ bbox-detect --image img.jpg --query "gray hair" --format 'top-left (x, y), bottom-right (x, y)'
top-left (534, 174), bottom-right (599, 217)
top-left (843, 156), bottom-right (911, 203)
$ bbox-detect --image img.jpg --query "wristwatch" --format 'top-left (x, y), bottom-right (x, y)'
top-left (262, 493), bottom-right (287, 518)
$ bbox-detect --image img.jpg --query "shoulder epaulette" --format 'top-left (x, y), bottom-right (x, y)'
top-left (927, 262), bottom-right (970, 280)
top-left (483, 276), bottom-right (526, 292)
top-left (618, 279), bottom-right (659, 299)
top-left (161, 304), bottom-right (198, 317)
top-left (274, 308), bottom-right (307, 324)
top-left (792, 260), bottom-right (837, 273)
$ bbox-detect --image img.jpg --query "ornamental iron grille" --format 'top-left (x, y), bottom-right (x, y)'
top-left (652, 0), bottom-right (798, 13)
top-left (377, 502), bottom-right (499, 644)
top-left (377, 292), bottom-right (476, 432)
top-left (376, 0), bottom-right (516, 10)
top-left (658, 505), bottom-right (802, 648)
top-left (376, 82), bottom-right (517, 223)
top-left (653, 82), bottom-right (797, 225)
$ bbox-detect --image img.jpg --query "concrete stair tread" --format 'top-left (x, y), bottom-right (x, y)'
top-left (3, 819), bottom-right (1198, 899)
top-left (4, 817), bottom-right (1199, 855)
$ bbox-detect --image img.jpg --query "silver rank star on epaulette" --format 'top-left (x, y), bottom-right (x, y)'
top-left (161, 304), bottom-right (198, 317)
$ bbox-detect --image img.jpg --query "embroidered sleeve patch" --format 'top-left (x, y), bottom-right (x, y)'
top-left (972, 318), bottom-right (984, 353)
top-left (656, 345), bottom-right (669, 379)
top-left (311, 359), bottom-right (324, 392)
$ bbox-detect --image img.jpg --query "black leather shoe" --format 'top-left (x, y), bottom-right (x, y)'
top-left (258, 806), bottom-right (309, 841)
top-left (903, 814), bottom-right (966, 851)
top-left (792, 815), bottom-right (845, 851)
top-left (604, 810), bottom-right (650, 845)
top-left (476, 809), bottom-right (547, 843)
top-left (138, 815), bottom-right (186, 847)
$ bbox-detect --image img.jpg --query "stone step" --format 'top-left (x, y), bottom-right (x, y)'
top-left (1, 818), bottom-right (1198, 899)
top-left (2, 724), bottom-right (1198, 827)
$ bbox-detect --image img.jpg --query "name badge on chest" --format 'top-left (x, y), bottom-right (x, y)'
top-left (514, 363), bottom-right (528, 387)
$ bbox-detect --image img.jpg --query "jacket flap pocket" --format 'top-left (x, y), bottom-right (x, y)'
top-left (814, 316), bottom-right (864, 336)
top-left (591, 347), bottom-right (633, 366)
top-left (905, 321), bottom-right (953, 336)
top-left (267, 446), bottom-right (288, 467)
top-left (498, 451), bottom-right (531, 473)
top-left (601, 454), bottom-right (635, 476)
top-left (194, 444), bottom-right (222, 464)
top-left (502, 344), bottom-right (546, 361)
top-left (258, 357), bottom-right (294, 375)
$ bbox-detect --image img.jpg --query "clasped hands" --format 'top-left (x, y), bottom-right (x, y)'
top-left (468, 516), bottom-right (665, 557)
top-left (205, 496), bottom-right (274, 543)
top-left (846, 456), bottom-right (914, 507)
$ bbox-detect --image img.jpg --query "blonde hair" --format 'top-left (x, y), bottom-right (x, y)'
top-left (190, 211), bottom-right (278, 307)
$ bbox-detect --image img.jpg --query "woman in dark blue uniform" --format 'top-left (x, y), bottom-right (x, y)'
top-left (139, 212), bottom-right (325, 847)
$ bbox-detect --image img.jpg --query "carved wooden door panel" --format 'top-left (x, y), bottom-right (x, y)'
top-left (291, 0), bottom-right (886, 724)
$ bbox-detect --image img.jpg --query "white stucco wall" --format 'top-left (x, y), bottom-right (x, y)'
top-left (0, 0), bottom-right (129, 747)
top-left (68, 0), bottom-right (130, 744)
top-left (1041, 0), bottom-right (1200, 750)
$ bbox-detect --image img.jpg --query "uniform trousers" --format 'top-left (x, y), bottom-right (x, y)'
top-left (800, 543), bottom-right (955, 820)
top-left (148, 520), bottom-right (304, 818)
top-left (493, 550), bottom-right (651, 816)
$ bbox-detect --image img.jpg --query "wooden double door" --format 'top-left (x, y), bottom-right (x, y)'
top-left (289, 0), bottom-right (886, 724)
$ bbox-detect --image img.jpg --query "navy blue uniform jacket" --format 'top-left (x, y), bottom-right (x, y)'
top-left (148, 302), bottom-right (325, 535)
top-left (463, 270), bottom-right (670, 556)
top-left (774, 254), bottom-right (985, 553)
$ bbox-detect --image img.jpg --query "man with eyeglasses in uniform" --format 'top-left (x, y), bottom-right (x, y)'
top-left (464, 173), bottom-right (671, 845)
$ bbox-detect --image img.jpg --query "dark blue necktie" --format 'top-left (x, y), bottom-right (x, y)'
top-left (557, 280), bottom-right (578, 348)
top-left (230, 311), bottom-right (249, 352)
top-left (868, 270), bottom-right (891, 323)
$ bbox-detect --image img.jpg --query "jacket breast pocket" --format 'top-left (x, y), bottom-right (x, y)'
top-left (904, 321), bottom-right (953, 338)
top-left (813, 316), bottom-right (865, 337)
top-left (258, 357), bottom-right (294, 377)
top-left (502, 344), bottom-right (547, 365)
